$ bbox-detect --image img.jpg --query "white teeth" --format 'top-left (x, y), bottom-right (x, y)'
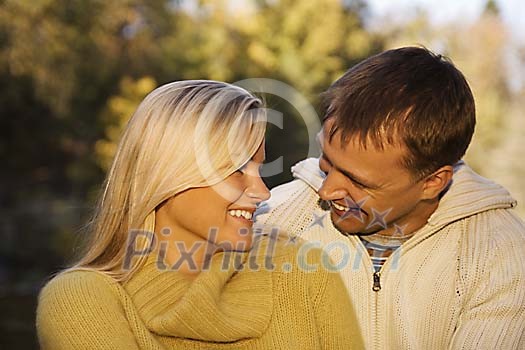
top-left (332, 201), bottom-right (349, 211)
top-left (228, 209), bottom-right (253, 220)
top-left (331, 201), bottom-right (361, 213)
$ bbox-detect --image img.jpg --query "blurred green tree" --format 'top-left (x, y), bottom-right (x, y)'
top-left (0, 4), bottom-right (381, 341)
top-left (92, 0), bottom-right (382, 187)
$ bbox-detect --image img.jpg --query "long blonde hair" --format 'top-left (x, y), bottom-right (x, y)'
top-left (71, 80), bottom-right (266, 281)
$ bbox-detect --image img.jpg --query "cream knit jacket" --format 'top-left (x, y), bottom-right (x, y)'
top-left (255, 158), bottom-right (525, 349)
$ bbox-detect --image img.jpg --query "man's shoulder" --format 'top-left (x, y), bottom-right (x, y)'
top-left (453, 207), bottom-right (525, 269)
top-left (269, 179), bottom-right (316, 206)
top-left (461, 206), bottom-right (525, 239)
top-left (255, 178), bottom-right (320, 229)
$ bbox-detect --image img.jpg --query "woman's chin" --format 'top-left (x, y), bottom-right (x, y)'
top-left (217, 234), bottom-right (253, 252)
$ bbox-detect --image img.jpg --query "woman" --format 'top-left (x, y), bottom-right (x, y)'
top-left (36, 80), bottom-right (363, 349)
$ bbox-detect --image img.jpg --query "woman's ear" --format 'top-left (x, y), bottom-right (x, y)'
top-left (421, 165), bottom-right (453, 200)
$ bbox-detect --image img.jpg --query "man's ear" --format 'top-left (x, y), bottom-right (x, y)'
top-left (421, 165), bottom-right (453, 200)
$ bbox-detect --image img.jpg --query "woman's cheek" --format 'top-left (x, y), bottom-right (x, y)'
top-left (214, 179), bottom-right (246, 203)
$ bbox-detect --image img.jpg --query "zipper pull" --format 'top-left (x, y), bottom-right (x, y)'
top-left (372, 272), bottom-right (381, 292)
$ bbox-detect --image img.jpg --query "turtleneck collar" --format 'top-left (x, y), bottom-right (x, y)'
top-left (123, 249), bottom-right (273, 342)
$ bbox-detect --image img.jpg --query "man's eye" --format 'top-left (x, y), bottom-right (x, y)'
top-left (353, 181), bottom-right (365, 189)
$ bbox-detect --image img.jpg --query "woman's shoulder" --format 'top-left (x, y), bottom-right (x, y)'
top-left (251, 233), bottom-right (332, 278)
top-left (38, 268), bottom-right (123, 318)
top-left (41, 268), bottom-right (118, 296)
top-left (36, 269), bottom-right (145, 349)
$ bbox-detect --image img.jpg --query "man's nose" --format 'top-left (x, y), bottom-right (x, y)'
top-left (318, 172), bottom-right (347, 201)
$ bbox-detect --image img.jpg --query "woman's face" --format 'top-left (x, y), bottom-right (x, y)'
top-left (156, 141), bottom-right (270, 255)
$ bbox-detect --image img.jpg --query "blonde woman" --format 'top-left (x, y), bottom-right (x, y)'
top-left (36, 80), bottom-right (363, 349)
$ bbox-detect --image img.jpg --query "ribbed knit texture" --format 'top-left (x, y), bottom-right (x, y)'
top-left (36, 238), bottom-right (364, 349)
top-left (256, 158), bottom-right (525, 349)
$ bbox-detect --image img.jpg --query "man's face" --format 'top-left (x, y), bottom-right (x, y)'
top-left (318, 119), bottom-right (430, 236)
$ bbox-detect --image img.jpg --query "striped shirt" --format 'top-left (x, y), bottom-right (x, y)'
top-left (360, 238), bottom-right (403, 272)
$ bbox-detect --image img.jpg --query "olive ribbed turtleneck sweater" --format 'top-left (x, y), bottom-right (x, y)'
top-left (36, 240), bottom-right (363, 349)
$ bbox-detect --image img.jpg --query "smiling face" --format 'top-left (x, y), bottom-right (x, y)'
top-left (318, 118), bottom-right (448, 237)
top-left (155, 142), bottom-right (270, 257)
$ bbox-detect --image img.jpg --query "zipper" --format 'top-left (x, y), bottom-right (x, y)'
top-left (349, 228), bottom-right (439, 349)
top-left (353, 237), bottom-right (382, 349)
top-left (372, 271), bottom-right (381, 291)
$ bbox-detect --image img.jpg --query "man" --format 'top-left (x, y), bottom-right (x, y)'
top-left (256, 47), bottom-right (525, 349)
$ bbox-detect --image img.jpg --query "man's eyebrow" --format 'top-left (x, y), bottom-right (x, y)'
top-left (321, 152), bottom-right (380, 190)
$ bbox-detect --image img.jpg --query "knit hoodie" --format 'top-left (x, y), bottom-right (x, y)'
top-left (256, 158), bottom-right (525, 349)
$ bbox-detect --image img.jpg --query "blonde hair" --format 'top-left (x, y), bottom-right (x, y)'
top-left (70, 80), bottom-right (266, 281)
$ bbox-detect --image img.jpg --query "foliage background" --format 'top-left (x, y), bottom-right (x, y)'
top-left (0, 0), bottom-right (523, 348)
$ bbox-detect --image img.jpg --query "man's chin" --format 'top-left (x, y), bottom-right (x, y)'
top-left (330, 213), bottom-right (368, 236)
top-left (332, 217), bottom-right (380, 236)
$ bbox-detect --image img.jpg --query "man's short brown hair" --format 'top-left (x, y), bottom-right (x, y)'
top-left (322, 46), bottom-right (476, 180)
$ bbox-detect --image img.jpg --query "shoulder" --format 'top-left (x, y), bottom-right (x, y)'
top-left (36, 268), bottom-right (145, 349)
top-left (255, 158), bottom-right (325, 231)
top-left (257, 235), bottom-right (336, 286)
top-left (263, 179), bottom-right (316, 211)
top-left (37, 269), bottom-right (124, 327)
top-left (36, 269), bottom-right (135, 349)
top-left (456, 208), bottom-right (525, 287)
top-left (39, 269), bottom-right (120, 302)
top-left (255, 179), bottom-right (320, 232)
top-left (276, 240), bottom-right (347, 308)
top-left (459, 208), bottom-right (525, 251)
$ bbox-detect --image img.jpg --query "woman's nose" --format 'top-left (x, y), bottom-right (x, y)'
top-left (246, 175), bottom-right (271, 202)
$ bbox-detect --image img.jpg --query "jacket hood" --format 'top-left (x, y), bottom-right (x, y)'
top-left (292, 158), bottom-right (517, 229)
top-left (291, 157), bottom-right (325, 191)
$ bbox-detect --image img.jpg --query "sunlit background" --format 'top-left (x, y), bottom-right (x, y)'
top-left (1, 0), bottom-right (523, 348)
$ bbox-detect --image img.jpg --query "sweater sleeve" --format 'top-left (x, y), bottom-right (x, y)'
top-left (309, 250), bottom-right (364, 349)
top-left (449, 223), bottom-right (525, 349)
top-left (36, 270), bottom-right (142, 350)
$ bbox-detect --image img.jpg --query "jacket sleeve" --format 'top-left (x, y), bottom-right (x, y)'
top-left (449, 224), bottom-right (525, 349)
top-left (36, 271), bottom-right (144, 350)
top-left (309, 250), bottom-right (364, 349)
